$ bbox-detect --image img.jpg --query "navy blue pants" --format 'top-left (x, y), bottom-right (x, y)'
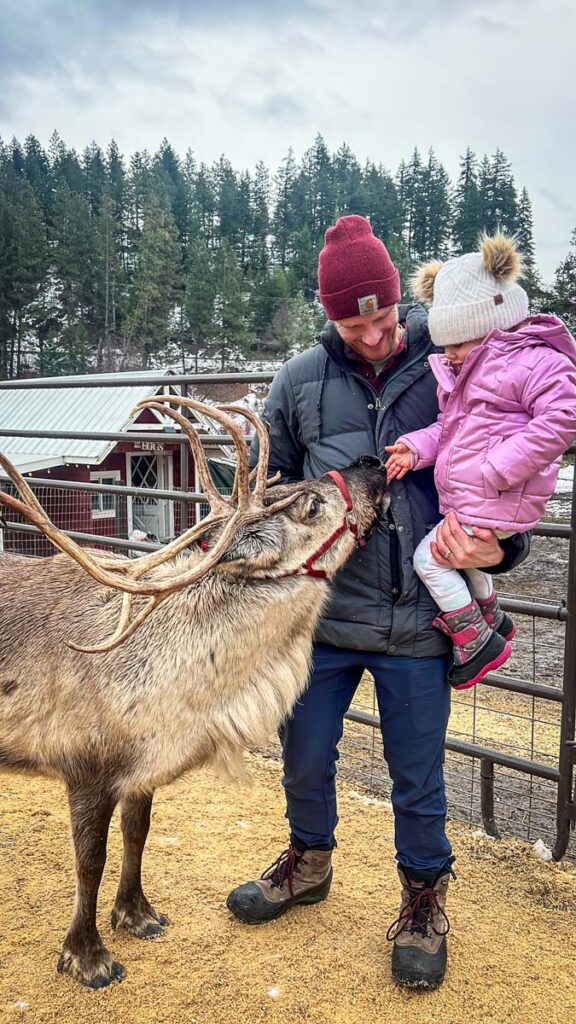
top-left (281, 643), bottom-right (454, 875)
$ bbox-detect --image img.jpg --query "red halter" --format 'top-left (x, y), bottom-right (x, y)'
top-left (200, 470), bottom-right (363, 577)
top-left (286, 470), bottom-right (362, 580)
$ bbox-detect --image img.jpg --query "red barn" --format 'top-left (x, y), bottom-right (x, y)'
top-left (0, 373), bottom-right (237, 556)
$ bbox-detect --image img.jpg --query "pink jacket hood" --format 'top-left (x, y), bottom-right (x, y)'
top-left (430, 315), bottom-right (576, 392)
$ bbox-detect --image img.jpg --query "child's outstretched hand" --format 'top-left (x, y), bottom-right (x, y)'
top-left (384, 442), bottom-right (414, 481)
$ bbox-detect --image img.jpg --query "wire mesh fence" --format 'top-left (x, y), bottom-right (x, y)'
top-left (0, 374), bottom-right (574, 860)
top-left (335, 478), bottom-right (575, 857)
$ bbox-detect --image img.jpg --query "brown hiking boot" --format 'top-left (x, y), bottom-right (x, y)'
top-left (226, 846), bottom-right (333, 924)
top-left (387, 866), bottom-right (451, 989)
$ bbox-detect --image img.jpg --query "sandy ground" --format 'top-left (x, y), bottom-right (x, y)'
top-left (1, 755), bottom-right (575, 1024)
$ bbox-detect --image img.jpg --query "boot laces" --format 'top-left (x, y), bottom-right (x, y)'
top-left (261, 847), bottom-right (303, 897)
top-left (386, 879), bottom-right (450, 941)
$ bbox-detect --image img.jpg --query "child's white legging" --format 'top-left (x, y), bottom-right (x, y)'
top-left (413, 522), bottom-right (513, 613)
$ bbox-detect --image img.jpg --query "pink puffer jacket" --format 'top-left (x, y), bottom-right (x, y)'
top-left (398, 315), bottom-right (576, 531)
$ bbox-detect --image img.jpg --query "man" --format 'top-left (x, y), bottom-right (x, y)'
top-left (226, 215), bottom-right (528, 989)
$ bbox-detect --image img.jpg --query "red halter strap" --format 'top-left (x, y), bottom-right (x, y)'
top-left (200, 471), bottom-right (362, 577)
top-left (295, 470), bottom-right (361, 579)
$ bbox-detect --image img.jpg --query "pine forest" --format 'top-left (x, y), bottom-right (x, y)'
top-left (0, 132), bottom-right (574, 379)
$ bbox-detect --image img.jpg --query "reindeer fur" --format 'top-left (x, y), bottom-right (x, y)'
top-left (0, 459), bottom-right (387, 988)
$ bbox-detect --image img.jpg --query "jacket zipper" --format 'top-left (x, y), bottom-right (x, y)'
top-left (355, 383), bottom-right (403, 602)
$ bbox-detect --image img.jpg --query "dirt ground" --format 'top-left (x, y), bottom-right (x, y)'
top-left (1, 755), bottom-right (575, 1024)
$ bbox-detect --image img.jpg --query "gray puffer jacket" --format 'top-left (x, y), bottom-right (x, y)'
top-left (252, 305), bottom-right (528, 657)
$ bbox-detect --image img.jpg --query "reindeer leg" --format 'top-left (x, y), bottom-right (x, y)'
top-left (111, 791), bottom-right (170, 939)
top-left (58, 783), bottom-right (125, 988)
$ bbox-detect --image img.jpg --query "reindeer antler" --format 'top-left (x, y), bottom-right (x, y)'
top-left (0, 397), bottom-right (299, 653)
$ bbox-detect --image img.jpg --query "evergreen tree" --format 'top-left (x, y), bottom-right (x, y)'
top-left (193, 162), bottom-right (216, 245)
top-left (82, 141), bottom-right (107, 217)
top-left (284, 293), bottom-right (325, 354)
top-left (453, 148), bottom-right (482, 254)
top-left (213, 155), bottom-right (241, 247)
top-left (249, 161), bottom-right (271, 273)
top-left (272, 148), bottom-right (299, 269)
top-left (122, 194), bottom-right (181, 367)
top-left (490, 148), bottom-right (518, 234)
top-left (94, 194), bottom-right (127, 369)
top-left (0, 132), bottom-right (551, 378)
top-left (50, 183), bottom-right (96, 364)
top-left (249, 266), bottom-right (295, 345)
top-left (23, 135), bottom-right (51, 216)
top-left (416, 149), bottom-right (451, 260)
top-left (290, 225), bottom-right (317, 300)
top-left (106, 140), bottom-right (126, 216)
top-left (182, 148), bottom-right (200, 243)
top-left (9, 137), bottom-right (25, 176)
top-left (397, 148), bottom-right (427, 261)
top-left (334, 143), bottom-right (366, 216)
top-left (299, 134), bottom-right (335, 249)
top-left (515, 187), bottom-right (542, 305)
top-left (0, 174), bottom-right (47, 377)
top-left (49, 133), bottom-right (84, 194)
top-left (236, 170), bottom-right (253, 269)
top-left (125, 150), bottom-right (152, 260)
top-left (153, 139), bottom-right (188, 243)
top-left (478, 149), bottom-right (518, 235)
top-left (551, 228), bottom-right (576, 333)
top-left (183, 237), bottom-right (217, 371)
top-left (259, 291), bottom-right (324, 359)
top-left (213, 241), bottom-right (250, 369)
top-left (477, 154), bottom-right (495, 233)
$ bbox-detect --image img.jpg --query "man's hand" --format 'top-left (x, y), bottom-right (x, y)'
top-left (431, 512), bottom-right (504, 569)
top-left (384, 442), bottom-right (414, 481)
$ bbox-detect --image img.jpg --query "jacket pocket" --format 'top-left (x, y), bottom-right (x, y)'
top-left (480, 463), bottom-right (502, 500)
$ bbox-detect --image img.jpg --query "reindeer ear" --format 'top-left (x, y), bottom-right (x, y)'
top-left (410, 260), bottom-right (444, 304)
top-left (217, 520), bottom-right (282, 568)
top-left (480, 231), bottom-right (523, 282)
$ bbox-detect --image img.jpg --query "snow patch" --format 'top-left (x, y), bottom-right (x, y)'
top-left (348, 789), bottom-right (392, 810)
top-left (532, 839), bottom-right (553, 862)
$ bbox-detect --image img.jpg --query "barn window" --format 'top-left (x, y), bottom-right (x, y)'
top-left (90, 471), bottom-right (121, 519)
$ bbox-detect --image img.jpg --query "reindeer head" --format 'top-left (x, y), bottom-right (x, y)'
top-left (0, 398), bottom-right (388, 652)
top-left (213, 456), bottom-right (388, 578)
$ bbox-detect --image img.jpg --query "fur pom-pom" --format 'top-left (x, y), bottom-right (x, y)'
top-left (410, 260), bottom-right (444, 304)
top-left (480, 232), bottom-right (524, 282)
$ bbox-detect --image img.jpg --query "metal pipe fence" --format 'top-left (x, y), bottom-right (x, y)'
top-left (0, 371), bottom-right (574, 859)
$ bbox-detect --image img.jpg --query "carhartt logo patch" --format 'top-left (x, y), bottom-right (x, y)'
top-left (494, 293), bottom-right (504, 306)
top-left (358, 294), bottom-right (378, 315)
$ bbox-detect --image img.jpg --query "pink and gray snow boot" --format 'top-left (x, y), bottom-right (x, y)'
top-left (433, 599), bottom-right (512, 690)
top-left (477, 592), bottom-right (517, 641)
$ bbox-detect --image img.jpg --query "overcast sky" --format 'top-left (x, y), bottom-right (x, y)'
top-left (1, 0), bottom-right (574, 282)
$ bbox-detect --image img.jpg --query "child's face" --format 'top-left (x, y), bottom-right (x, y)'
top-left (444, 338), bottom-right (483, 366)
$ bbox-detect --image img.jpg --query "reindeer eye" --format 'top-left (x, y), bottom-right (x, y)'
top-left (307, 499), bottom-right (321, 519)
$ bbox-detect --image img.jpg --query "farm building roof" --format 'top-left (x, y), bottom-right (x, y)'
top-left (0, 371), bottom-right (233, 475)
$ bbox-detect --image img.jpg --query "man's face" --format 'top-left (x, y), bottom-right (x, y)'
top-left (333, 305), bottom-right (399, 362)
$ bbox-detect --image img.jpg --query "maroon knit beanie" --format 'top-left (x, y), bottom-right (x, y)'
top-left (318, 215), bottom-right (401, 321)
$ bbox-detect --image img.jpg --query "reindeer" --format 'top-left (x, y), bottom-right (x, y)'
top-left (0, 395), bottom-right (388, 988)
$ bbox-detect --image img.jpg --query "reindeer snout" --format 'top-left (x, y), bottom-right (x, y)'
top-left (351, 455), bottom-right (385, 470)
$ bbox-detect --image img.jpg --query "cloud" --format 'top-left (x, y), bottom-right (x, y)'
top-left (0, 0), bottom-right (574, 280)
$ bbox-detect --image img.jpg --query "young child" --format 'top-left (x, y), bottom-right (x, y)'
top-left (385, 233), bottom-right (576, 690)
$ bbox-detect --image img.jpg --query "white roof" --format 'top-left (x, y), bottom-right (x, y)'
top-left (0, 376), bottom-right (166, 474)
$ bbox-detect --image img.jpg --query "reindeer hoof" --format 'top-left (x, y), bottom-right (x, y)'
top-left (57, 948), bottom-right (126, 988)
top-left (111, 903), bottom-right (170, 939)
